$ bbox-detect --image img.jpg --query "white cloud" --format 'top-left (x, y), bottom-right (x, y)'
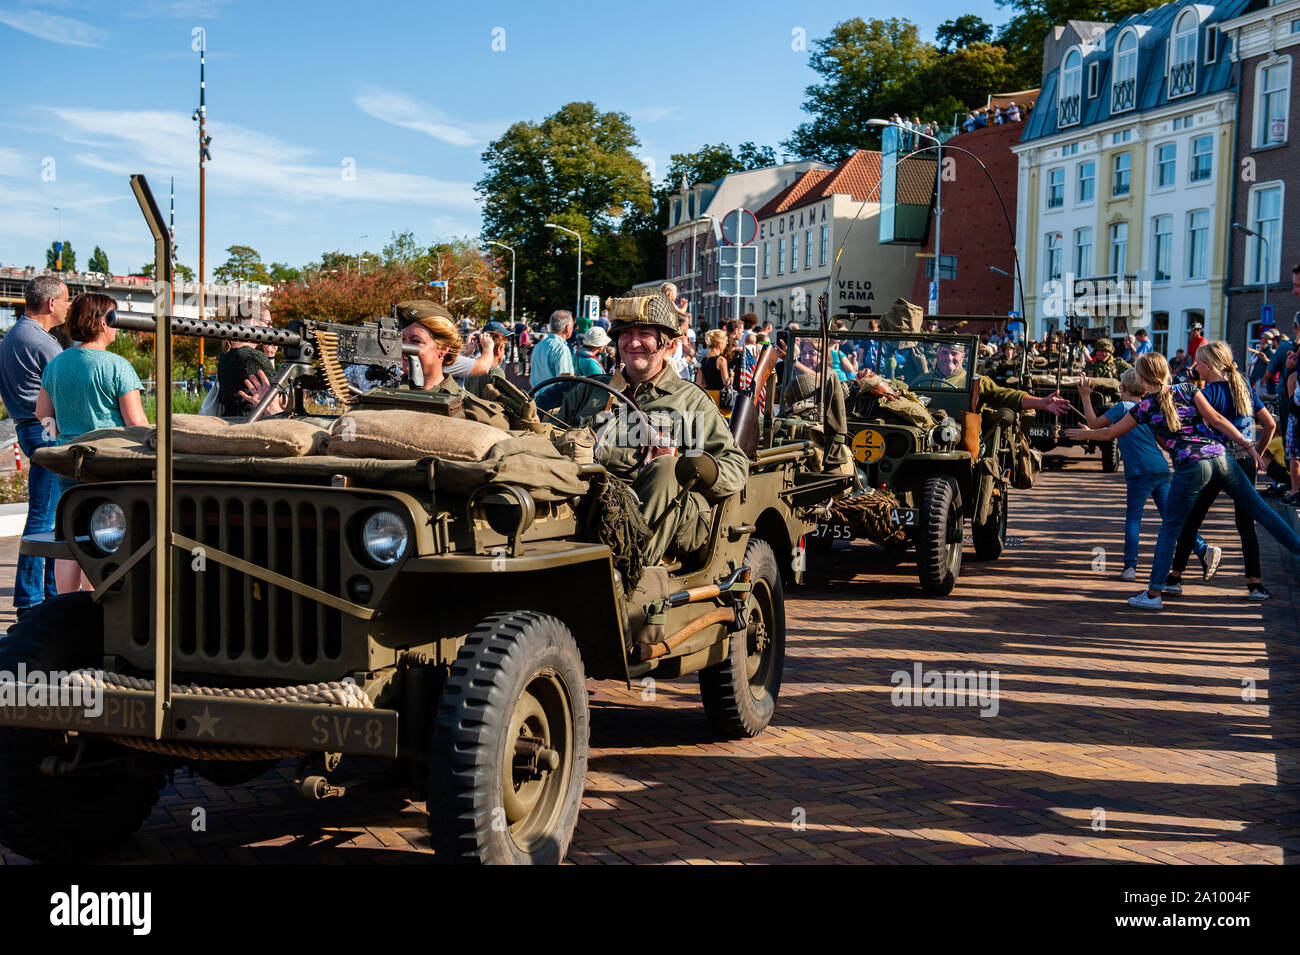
top-left (45, 106), bottom-right (479, 208)
top-left (353, 86), bottom-right (494, 147)
top-left (0, 8), bottom-right (108, 47)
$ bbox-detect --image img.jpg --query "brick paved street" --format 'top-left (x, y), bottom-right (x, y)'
top-left (1, 447), bottom-right (1297, 865)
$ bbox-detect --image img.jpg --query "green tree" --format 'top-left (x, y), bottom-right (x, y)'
top-left (782, 18), bottom-right (938, 163)
top-left (913, 42), bottom-right (1016, 115)
top-left (212, 244), bottom-right (271, 283)
top-left (381, 230), bottom-right (422, 266)
top-left (936, 15), bottom-right (993, 52)
top-left (46, 241), bottom-right (75, 271)
top-left (477, 101), bottom-right (655, 314)
top-left (139, 261), bottom-right (196, 281)
top-left (736, 141), bottom-right (778, 169)
top-left (995, 0), bottom-right (1149, 89)
top-left (87, 246), bottom-right (110, 274)
top-left (268, 262), bottom-right (302, 284)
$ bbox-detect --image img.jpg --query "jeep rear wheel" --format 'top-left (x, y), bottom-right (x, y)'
top-left (972, 487), bottom-right (1008, 561)
top-left (0, 593), bottom-right (166, 863)
top-left (427, 612), bottom-right (588, 865)
top-left (917, 476), bottom-right (962, 595)
top-left (699, 538), bottom-right (786, 738)
top-left (1101, 440), bottom-right (1120, 473)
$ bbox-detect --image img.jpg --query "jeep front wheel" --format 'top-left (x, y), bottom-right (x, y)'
top-left (699, 538), bottom-right (786, 738)
top-left (426, 611), bottom-right (589, 865)
top-left (917, 476), bottom-right (962, 595)
top-left (1101, 440), bottom-right (1120, 473)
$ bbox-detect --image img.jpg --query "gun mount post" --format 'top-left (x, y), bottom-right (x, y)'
top-left (130, 174), bottom-right (173, 741)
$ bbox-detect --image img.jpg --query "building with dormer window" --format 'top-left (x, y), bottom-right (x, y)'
top-left (1014, 2), bottom-right (1249, 353)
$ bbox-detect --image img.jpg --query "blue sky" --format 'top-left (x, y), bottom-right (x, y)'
top-left (0, 0), bottom-right (1008, 276)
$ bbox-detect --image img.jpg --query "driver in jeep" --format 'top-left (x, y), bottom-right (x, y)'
top-left (911, 341), bottom-right (1072, 415)
top-left (555, 292), bottom-right (749, 566)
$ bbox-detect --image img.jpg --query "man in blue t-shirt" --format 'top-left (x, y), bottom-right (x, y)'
top-left (1077, 369), bottom-right (1214, 583)
top-left (0, 276), bottom-right (68, 615)
top-left (529, 310), bottom-right (575, 387)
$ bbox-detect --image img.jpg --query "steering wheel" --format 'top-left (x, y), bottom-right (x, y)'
top-left (529, 375), bottom-right (656, 471)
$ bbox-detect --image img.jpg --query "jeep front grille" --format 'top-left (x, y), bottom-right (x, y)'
top-left (70, 484), bottom-right (386, 681)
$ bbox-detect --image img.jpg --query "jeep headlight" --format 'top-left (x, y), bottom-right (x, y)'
top-left (89, 502), bottom-right (126, 554)
top-left (931, 416), bottom-right (961, 447)
top-left (362, 511), bottom-right (408, 566)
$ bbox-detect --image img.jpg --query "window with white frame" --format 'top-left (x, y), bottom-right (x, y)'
top-left (1247, 183), bottom-right (1283, 284)
top-left (1046, 233), bottom-right (1063, 281)
top-left (819, 225), bottom-right (828, 266)
top-left (1170, 8), bottom-right (1198, 97)
top-left (1047, 167), bottom-right (1065, 208)
top-left (1110, 222), bottom-right (1128, 275)
top-left (805, 230), bottom-right (812, 269)
top-left (1112, 152), bottom-right (1131, 196)
top-left (1151, 311), bottom-right (1169, 357)
top-left (1078, 160), bottom-right (1095, 202)
top-left (1060, 48), bottom-right (1082, 127)
top-left (1256, 58), bottom-right (1290, 147)
top-left (1204, 25), bottom-right (1218, 64)
top-left (1088, 61), bottom-right (1099, 98)
top-left (1152, 215), bottom-right (1173, 281)
top-left (1113, 30), bottom-right (1138, 112)
top-left (1190, 135), bottom-right (1213, 181)
top-left (1186, 209), bottom-right (1209, 280)
top-left (763, 241), bottom-right (770, 278)
top-left (1156, 143), bottom-right (1176, 188)
top-left (670, 249), bottom-right (678, 276)
top-left (1074, 227), bottom-right (1094, 277)
top-left (790, 232), bottom-right (798, 272)
top-left (777, 238), bottom-right (785, 275)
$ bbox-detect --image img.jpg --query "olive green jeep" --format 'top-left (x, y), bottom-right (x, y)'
top-left (778, 323), bottom-right (1018, 595)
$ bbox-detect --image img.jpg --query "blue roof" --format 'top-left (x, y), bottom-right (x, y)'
top-left (1022, 0), bottom-right (1253, 143)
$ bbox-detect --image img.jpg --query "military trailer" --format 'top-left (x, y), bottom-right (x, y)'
top-left (0, 178), bottom-right (845, 865)
top-left (777, 320), bottom-right (1019, 596)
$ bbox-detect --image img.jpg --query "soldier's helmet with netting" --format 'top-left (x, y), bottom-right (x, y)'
top-left (606, 291), bottom-right (681, 342)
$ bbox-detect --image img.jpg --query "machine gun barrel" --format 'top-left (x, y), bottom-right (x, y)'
top-left (108, 312), bottom-right (302, 347)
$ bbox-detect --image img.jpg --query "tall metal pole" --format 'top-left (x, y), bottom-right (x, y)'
top-left (198, 36), bottom-right (206, 330)
top-left (545, 223), bottom-right (582, 320)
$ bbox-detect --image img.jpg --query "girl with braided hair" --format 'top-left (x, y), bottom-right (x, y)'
top-left (1067, 352), bottom-right (1300, 610)
top-left (1162, 342), bottom-right (1278, 599)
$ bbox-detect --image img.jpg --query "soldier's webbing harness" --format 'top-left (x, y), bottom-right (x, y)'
top-left (583, 476), bottom-right (650, 592)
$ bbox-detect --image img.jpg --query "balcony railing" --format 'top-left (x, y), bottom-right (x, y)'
top-left (1066, 273), bottom-right (1144, 316)
top-left (1169, 61), bottom-right (1196, 97)
top-left (1112, 78), bottom-right (1135, 113)
top-left (1059, 94), bottom-right (1081, 128)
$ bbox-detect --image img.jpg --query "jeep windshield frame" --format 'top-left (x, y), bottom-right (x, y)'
top-left (780, 329), bottom-right (981, 402)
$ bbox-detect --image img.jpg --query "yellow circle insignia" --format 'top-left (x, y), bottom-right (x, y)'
top-left (851, 428), bottom-right (885, 463)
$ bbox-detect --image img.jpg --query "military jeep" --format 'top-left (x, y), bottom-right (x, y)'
top-left (1022, 339), bottom-right (1122, 472)
top-left (0, 339), bottom-right (842, 866)
top-left (778, 324), bottom-right (1018, 595)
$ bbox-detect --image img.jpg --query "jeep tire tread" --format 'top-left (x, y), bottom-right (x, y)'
top-left (698, 538), bottom-right (786, 738)
top-left (426, 611), bottom-right (588, 865)
top-left (917, 475), bottom-right (962, 595)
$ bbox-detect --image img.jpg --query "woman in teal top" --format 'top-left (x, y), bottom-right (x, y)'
top-left (35, 292), bottom-right (148, 593)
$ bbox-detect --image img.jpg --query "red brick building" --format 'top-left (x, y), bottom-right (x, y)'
top-left (909, 119), bottom-right (1027, 317)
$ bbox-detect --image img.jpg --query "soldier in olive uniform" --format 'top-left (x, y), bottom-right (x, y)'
top-left (910, 341), bottom-right (1071, 415)
top-left (556, 292), bottom-right (749, 566)
top-left (1085, 337), bottom-right (1130, 381)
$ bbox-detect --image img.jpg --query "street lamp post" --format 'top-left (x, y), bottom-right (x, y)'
top-left (356, 234), bottom-right (368, 275)
top-left (487, 240), bottom-right (516, 326)
top-left (544, 223), bottom-right (581, 320)
top-left (1233, 222), bottom-right (1271, 339)
top-left (868, 118), bottom-right (942, 313)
